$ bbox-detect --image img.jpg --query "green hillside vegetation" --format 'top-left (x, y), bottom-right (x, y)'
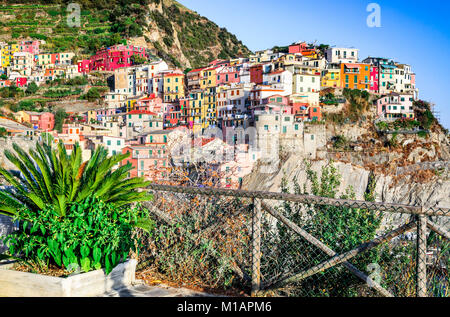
top-left (1, 0), bottom-right (251, 68)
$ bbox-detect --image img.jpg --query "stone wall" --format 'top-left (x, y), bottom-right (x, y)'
top-left (0, 215), bottom-right (14, 254)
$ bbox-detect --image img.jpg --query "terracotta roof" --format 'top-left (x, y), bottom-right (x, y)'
top-left (344, 63), bottom-right (360, 69)
top-left (164, 73), bottom-right (184, 77)
top-left (127, 110), bottom-right (157, 116)
top-left (188, 67), bottom-right (206, 73)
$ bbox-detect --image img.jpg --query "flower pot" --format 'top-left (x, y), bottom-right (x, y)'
top-left (0, 259), bottom-right (137, 297)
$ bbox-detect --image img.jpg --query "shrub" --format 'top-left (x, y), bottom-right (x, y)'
top-left (3, 197), bottom-right (152, 274)
top-left (54, 108), bottom-right (68, 132)
top-left (25, 82), bottom-right (39, 95)
top-left (0, 127), bottom-right (7, 139)
top-left (85, 87), bottom-right (101, 101)
top-left (270, 162), bottom-right (383, 296)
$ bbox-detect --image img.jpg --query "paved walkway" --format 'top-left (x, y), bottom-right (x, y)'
top-left (102, 281), bottom-right (217, 297)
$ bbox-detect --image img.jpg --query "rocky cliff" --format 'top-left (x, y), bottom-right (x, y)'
top-left (244, 117), bottom-right (450, 215)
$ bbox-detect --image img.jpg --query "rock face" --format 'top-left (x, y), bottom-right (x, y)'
top-left (244, 155), bottom-right (449, 233)
top-left (135, 0), bottom-right (251, 69)
top-left (245, 155), bottom-right (450, 209)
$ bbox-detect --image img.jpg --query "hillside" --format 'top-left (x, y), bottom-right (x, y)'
top-left (0, 0), bottom-right (251, 69)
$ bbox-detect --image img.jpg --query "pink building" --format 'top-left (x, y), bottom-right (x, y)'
top-left (289, 42), bottom-right (308, 54)
top-left (19, 40), bottom-right (40, 55)
top-left (89, 45), bottom-right (150, 72)
top-left (29, 112), bottom-right (55, 131)
top-left (370, 65), bottom-right (379, 93)
top-left (209, 59), bottom-right (230, 67)
top-left (216, 66), bottom-right (240, 85)
top-left (135, 95), bottom-right (164, 112)
top-left (376, 93), bottom-right (415, 120)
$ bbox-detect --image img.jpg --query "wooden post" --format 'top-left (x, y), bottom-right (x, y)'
top-left (251, 198), bottom-right (262, 296)
top-left (416, 214), bottom-right (427, 297)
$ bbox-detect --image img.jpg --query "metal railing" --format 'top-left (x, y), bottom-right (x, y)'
top-left (137, 184), bottom-right (449, 297)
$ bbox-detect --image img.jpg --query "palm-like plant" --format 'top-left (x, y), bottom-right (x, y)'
top-left (0, 141), bottom-right (152, 217)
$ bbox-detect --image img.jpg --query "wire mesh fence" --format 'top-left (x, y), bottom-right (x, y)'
top-left (138, 184), bottom-right (449, 297)
top-left (136, 189), bottom-right (254, 294)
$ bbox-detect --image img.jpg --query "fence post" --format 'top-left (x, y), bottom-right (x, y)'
top-left (251, 198), bottom-right (262, 296)
top-left (416, 213), bottom-right (427, 297)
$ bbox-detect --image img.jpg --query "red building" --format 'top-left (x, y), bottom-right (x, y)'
top-left (250, 64), bottom-right (263, 84)
top-left (78, 60), bottom-right (92, 74)
top-left (15, 77), bottom-right (27, 87)
top-left (88, 45), bottom-right (150, 72)
top-left (292, 103), bottom-right (322, 121)
top-left (289, 42), bottom-right (308, 54)
top-left (164, 105), bottom-right (181, 129)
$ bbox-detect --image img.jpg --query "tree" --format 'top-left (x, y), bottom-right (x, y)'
top-left (86, 87), bottom-right (101, 102)
top-left (54, 108), bottom-right (68, 133)
top-left (131, 54), bottom-right (148, 66)
top-left (0, 142), bottom-right (153, 217)
top-left (25, 82), bottom-right (39, 95)
top-left (0, 127), bottom-right (7, 139)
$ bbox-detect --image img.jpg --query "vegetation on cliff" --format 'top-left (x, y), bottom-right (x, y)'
top-left (0, 0), bottom-right (251, 68)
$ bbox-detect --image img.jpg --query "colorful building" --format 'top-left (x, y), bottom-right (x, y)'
top-left (376, 92), bottom-right (415, 120)
top-left (1, 43), bottom-right (19, 67)
top-left (163, 72), bottom-right (185, 102)
top-left (321, 68), bottom-right (341, 88)
top-left (89, 45), bottom-right (150, 72)
top-left (340, 63), bottom-right (371, 91)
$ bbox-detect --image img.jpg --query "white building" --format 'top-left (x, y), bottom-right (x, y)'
top-left (292, 73), bottom-right (321, 95)
top-left (12, 52), bottom-right (34, 76)
top-left (325, 47), bottom-right (359, 64)
top-left (263, 70), bottom-right (293, 95)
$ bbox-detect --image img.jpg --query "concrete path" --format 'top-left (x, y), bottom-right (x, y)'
top-left (102, 281), bottom-right (217, 297)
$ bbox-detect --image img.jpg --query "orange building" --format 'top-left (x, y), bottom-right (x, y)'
top-left (340, 63), bottom-right (371, 91)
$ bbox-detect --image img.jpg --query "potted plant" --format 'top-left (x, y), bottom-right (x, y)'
top-left (0, 142), bottom-right (153, 297)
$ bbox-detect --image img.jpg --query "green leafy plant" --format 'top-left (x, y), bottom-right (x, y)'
top-left (3, 197), bottom-right (154, 274)
top-left (0, 142), bottom-right (152, 217)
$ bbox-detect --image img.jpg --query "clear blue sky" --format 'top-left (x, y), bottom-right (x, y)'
top-left (179, 0), bottom-right (450, 129)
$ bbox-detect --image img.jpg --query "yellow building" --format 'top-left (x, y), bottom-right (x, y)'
top-left (163, 73), bottom-right (185, 102)
top-left (1, 44), bottom-right (20, 68)
top-left (199, 67), bottom-right (217, 89)
top-left (14, 111), bottom-right (31, 124)
top-left (321, 68), bottom-right (341, 88)
top-left (125, 98), bottom-right (138, 112)
top-left (87, 110), bottom-right (98, 124)
top-left (188, 90), bottom-right (206, 133)
top-left (37, 53), bottom-right (53, 67)
top-left (204, 87), bottom-right (217, 127)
